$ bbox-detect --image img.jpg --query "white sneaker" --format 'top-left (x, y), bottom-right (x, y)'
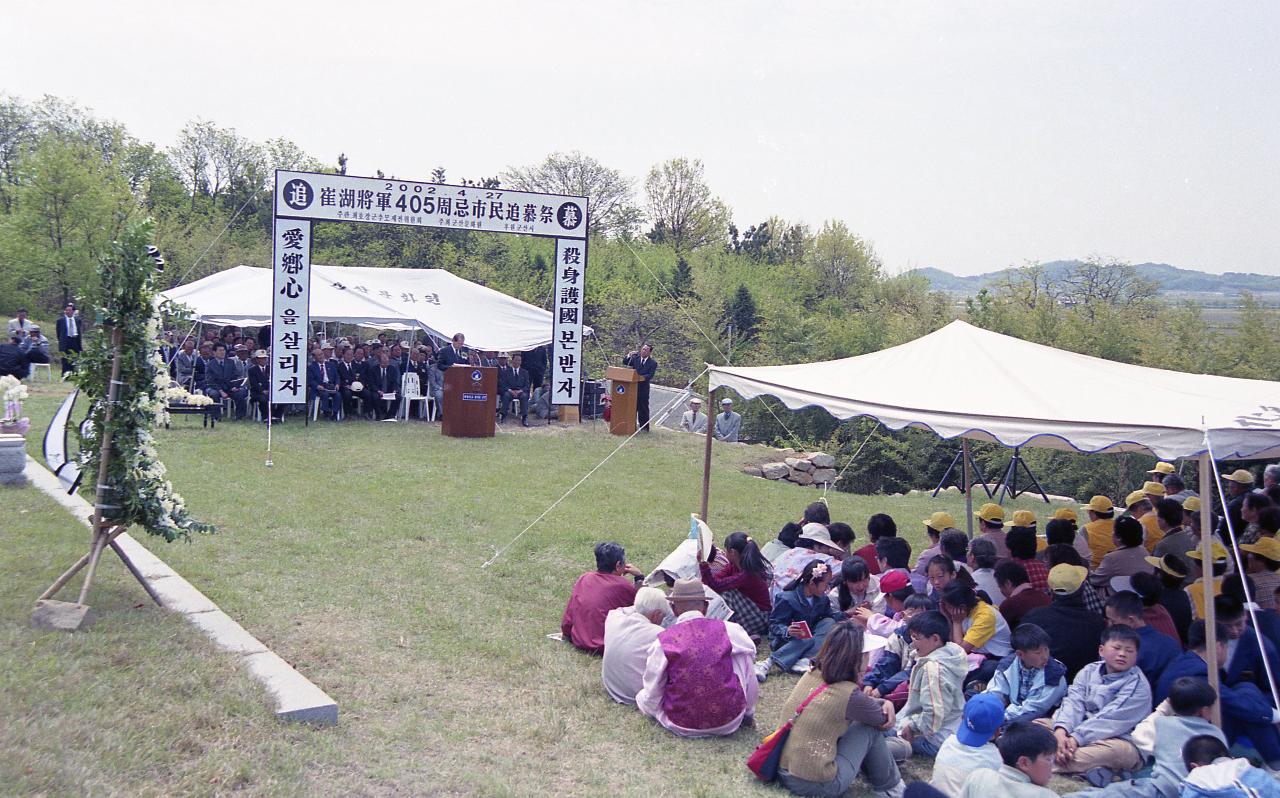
top-left (754, 660), bottom-right (773, 683)
top-left (874, 782), bottom-right (906, 798)
top-left (791, 658), bottom-right (812, 674)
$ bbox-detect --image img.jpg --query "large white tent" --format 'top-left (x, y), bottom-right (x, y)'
top-left (708, 319), bottom-right (1280, 460)
top-left (161, 265), bottom-right (588, 352)
top-left (703, 319), bottom-right (1280, 717)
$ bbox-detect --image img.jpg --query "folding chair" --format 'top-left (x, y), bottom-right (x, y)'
top-left (30, 363), bottom-right (53, 383)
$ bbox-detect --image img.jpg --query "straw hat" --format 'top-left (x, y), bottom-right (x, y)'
top-left (1145, 554), bottom-right (1189, 579)
top-left (1142, 481), bottom-right (1166, 497)
top-left (668, 577), bottom-right (705, 602)
top-left (1125, 490), bottom-right (1148, 508)
top-left (1182, 497), bottom-right (1202, 513)
top-left (1148, 462), bottom-right (1176, 475)
top-left (799, 523), bottom-right (837, 549)
top-left (1187, 542), bottom-right (1229, 563)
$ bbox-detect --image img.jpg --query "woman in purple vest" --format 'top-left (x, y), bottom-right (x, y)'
top-left (635, 577), bottom-right (758, 737)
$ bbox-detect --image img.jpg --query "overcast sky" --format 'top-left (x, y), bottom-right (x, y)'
top-left (4, 1), bottom-right (1278, 276)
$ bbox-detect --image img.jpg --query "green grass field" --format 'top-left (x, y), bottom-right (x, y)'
top-left (2, 380), bottom-right (1085, 796)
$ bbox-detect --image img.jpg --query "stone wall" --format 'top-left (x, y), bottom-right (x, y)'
top-left (742, 451), bottom-right (838, 489)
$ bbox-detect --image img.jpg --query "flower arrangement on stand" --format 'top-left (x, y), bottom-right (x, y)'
top-left (0, 375), bottom-right (30, 436)
top-left (72, 218), bottom-right (215, 542)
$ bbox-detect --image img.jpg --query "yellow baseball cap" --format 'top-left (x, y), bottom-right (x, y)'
top-left (1148, 462), bottom-right (1176, 475)
top-left (1241, 538), bottom-right (1280, 563)
top-left (1182, 497), bottom-right (1202, 513)
top-left (1142, 481), bottom-right (1166, 497)
top-left (1125, 490), bottom-right (1149, 508)
top-left (1011, 510), bottom-right (1037, 527)
top-left (1222, 469), bottom-right (1255, 485)
top-left (1145, 554), bottom-right (1189, 578)
top-left (975, 503), bottom-right (1005, 524)
top-left (1081, 496), bottom-right (1114, 513)
top-left (1048, 564), bottom-right (1088, 595)
top-left (1187, 541), bottom-right (1229, 562)
top-left (1051, 507), bottom-right (1079, 522)
top-left (924, 511), bottom-right (957, 533)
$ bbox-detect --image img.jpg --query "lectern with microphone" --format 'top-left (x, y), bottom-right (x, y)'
top-left (442, 366), bottom-right (496, 437)
top-left (605, 365), bottom-right (641, 436)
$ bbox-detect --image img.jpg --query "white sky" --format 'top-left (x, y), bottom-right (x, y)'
top-left (4, 1), bottom-right (1278, 276)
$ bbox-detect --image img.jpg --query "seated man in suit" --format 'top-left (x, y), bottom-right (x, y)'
top-left (335, 346), bottom-right (364, 418)
top-left (497, 352), bottom-right (531, 426)
top-left (173, 339), bottom-right (199, 389)
top-left (364, 351), bottom-right (401, 421)
top-left (307, 347), bottom-right (341, 419)
top-left (417, 345), bottom-right (443, 410)
top-left (0, 334), bottom-right (36, 379)
top-left (247, 349), bottom-right (284, 423)
top-left (203, 343), bottom-right (248, 421)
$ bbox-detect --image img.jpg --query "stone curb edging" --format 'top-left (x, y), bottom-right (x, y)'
top-left (23, 455), bottom-right (338, 725)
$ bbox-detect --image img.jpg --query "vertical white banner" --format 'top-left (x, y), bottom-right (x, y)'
top-left (270, 218), bottom-right (311, 404)
top-left (551, 237), bottom-right (585, 406)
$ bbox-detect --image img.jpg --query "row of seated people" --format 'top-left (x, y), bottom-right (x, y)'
top-left (556, 493), bottom-right (1280, 797)
top-left (166, 332), bottom-right (552, 424)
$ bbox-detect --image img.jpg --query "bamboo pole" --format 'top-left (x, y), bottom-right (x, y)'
top-left (75, 326), bottom-right (125, 606)
top-left (109, 535), bottom-right (163, 606)
top-left (963, 439), bottom-right (974, 538)
top-left (1199, 453), bottom-right (1222, 727)
top-left (38, 525), bottom-right (127, 601)
top-left (700, 388), bottom-right (716, 521)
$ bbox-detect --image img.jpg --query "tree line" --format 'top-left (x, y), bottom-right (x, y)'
top-left (1, 92), bottom-right (1275, 500)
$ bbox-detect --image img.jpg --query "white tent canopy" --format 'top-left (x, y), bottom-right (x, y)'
top-left (161, 264), bottom-right (589, 352)
top-left (708, 319), bottom-right (1280, 460)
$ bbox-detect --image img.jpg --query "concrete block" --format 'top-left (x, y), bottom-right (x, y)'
top-left (241, 651), bottom-right (338, 725)
top-left (32, 599), bottom-right (96, 632)
top-left (185, 610), bottom-right (268, 655)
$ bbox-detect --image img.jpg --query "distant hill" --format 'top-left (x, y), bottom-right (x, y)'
top-left (906, 261), bottom-right (1280, 297)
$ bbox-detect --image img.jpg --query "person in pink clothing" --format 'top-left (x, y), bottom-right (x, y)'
top-left (561, 542), bottom-right (643, 654)
top-left (636, 577), bottom-right (758, 737)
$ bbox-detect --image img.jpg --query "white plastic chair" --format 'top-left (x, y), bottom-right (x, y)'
top-left (400, 372), bottom-right (427, 420)
top-left (30, 363), bottom-right (53, 383)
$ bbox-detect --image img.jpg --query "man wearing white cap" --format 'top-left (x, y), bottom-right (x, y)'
top-left (680, 397), bottom-right (706, 434)
top-left (714, 397), bottom-right (741, 442)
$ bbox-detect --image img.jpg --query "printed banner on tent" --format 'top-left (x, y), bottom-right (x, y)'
top-left (275, 170), bottom-right (588, 240)
top-left (551, 238), bottom-right (585, 405)
top-left (270, 219), bottom-right (311, 404)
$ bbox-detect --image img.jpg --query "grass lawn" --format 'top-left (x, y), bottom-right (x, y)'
top-left (3, 380), bottom-right (1086, 796)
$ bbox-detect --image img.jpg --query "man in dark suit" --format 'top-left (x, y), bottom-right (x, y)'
top-left (203, 343), bottom-right (248, 421)
top-left (335, 347), bottom-right (364, 418)
top-left (436, 332), bottom-right (469, 372)
top-left (622, 343), bottom-right (657, 432)
top-left (498, 352), bottom-right (531, 426)
top-left (366, 351), bottom-right (401, 421)
top-left (247, 349), bottom-right (279, 423)
top-left (307, 347), bottom-right (341, 419)
top-left (393, 342), bottom-right (411, 374)
top-left (55, 302), bottom-right (82, 376)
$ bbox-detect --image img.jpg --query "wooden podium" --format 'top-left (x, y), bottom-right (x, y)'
top-left (441, 366), bottom-right (496, 438)
top-left (606, 366), bottom-right (641, 436)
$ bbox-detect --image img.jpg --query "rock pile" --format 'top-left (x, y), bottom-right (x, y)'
top-left (742, 452), bottom-right (838, 489)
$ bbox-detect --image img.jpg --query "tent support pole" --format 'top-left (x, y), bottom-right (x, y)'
top-left (1199, 453), bottom-right (1222, 728)
top-left (700, 388), bottom-right (716, 522)
top-left (963, 439), bottom-right (973, 538)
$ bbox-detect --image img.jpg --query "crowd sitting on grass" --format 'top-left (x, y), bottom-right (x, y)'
top-left (158, 326), bottom-right (553, 424)
top-left (561, 462), bottom-right (1280, 797)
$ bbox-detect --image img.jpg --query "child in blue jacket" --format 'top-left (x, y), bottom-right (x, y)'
top-left (985, 623), bottom-right (1069, 726)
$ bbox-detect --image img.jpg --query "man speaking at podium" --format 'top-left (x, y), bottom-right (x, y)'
top-left (622, 344), bottom-right (657, 432)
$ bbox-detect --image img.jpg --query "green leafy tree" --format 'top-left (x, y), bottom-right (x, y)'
top-left (1, 137), bottom-right (134, 308)
top-left (644, 157), bottom-right (730, 254)
top-left (502, 151), bottom-right (639, 238)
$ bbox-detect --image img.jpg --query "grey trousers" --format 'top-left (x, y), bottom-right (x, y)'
top-left (778, 723), bottom-right (901, 797)
top-left (1066, 778), bottom-right (1172, 798)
